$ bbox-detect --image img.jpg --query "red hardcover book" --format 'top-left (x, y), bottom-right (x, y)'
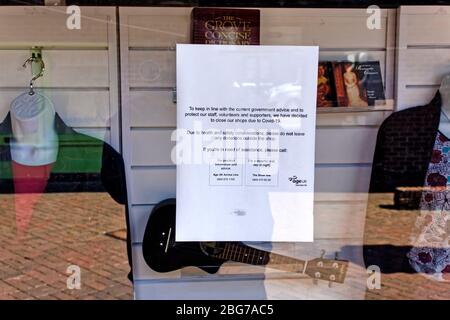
top-left (191, 7), bottom-right (260, 45)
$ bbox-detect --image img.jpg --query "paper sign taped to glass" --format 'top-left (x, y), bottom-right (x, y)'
top-left (175, 44), bottom-right (318, 242)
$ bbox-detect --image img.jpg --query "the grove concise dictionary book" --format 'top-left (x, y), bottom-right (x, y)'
top-left (191, 7), bottom-right (260, 45)
top-left (175, 44), bottom-right (318, 242)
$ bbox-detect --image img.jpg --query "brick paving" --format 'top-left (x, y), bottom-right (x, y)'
top-left (365, 272), bottom-right (450, 300)
top-left (363, 193), bottom-right (450, 300)
top-left (1, 191), bottom-right (448, 300)
top-left (0, 192), bottom-right (133, 300)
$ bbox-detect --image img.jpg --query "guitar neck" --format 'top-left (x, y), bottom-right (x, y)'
top-left (217, 243), bottom-right (307, 274)
top-left (267, 251), bottom-right (308, 273)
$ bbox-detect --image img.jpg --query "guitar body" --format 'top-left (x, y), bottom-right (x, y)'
top-left (142, 198), bottom-right (226, 274)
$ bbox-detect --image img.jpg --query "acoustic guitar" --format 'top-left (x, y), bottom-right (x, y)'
top-left (142, 198), bottom-right (348, 284)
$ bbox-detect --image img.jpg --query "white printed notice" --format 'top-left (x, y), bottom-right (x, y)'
top-left (175, 44), bottom-right (318, 242)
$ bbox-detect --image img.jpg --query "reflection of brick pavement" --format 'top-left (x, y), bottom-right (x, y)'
top-left (0, 193), bottom-right (132, 300)
top-left (365, 273), bottom-right (450, 300)
top-left (364, 193), bottom-right (450, 300)
top-left (3, 191), bottom-right (447, 300)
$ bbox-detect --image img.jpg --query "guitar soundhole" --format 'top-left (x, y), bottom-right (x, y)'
top-left (200, 242), bottom-right (225, 257)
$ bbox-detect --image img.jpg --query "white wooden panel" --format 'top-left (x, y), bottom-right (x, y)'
top-left (131, 129), bottom-right (174, 166)
top-left (399, 49), bottom-right (450, 86)
top-left (130, 205), bottom-right (154, 244)
top-left (125, 8), bottom-right (192, 48)
top-left (315, 127), bottom-right (377, 164)
top-left (129, 90), bottom-right (176, 127)
top-left (127, 50), bottom-right (388, 90)
top-left (384, 9), bottom-right (397, 103)
top-left (128, 50), bottom-right (175, 88)
top-left (401, 6), bottom-right (450, 46)
top-left (315, 165), bottom-right (371, 193)
top-left (0, 90), bottom-right (110, 127)
top-left (105, 12), bottom-right (120, 152)
top-left (396, 6), bottom-right (450, 111)
top-left (122, 7), bottom-right (391, 50)
top-left (134, 267), bottom-right (366, 300)
top-left (130, 127), bottom-right (377, 166)
top-left (130, 165), bottom-right (371, 205)
top-left (260, 9), bottom-right (388, 48)
top-left (134, 278), bottom-right (268, 300)
top-left (317, 110), bottom-right (391, 127)
top-left (54, 92), bottom-right (111, 127)
top-left (130, 167), bottom-right (176, 205)
top-left (0, 7), bottom-right (112, 48)
top-left (0, 50), bottom-right (109, 88)
top-left (130, 200), bottom-right (366, 245)
top-left (397, 87), bottom-right (438, 110)
top-left (132, 245), bottom-right (181, 281)
top-left (395, 6), bottom-right (409, 111)
top-left (75, 128), bottom-right (110, 144)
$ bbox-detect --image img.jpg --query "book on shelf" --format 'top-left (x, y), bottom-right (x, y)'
top-left (191, 7), bottom-right (260, 45)
top-left (317, 62), bottom-right (337, 108)
top-left (331, 61), bottom-right (385, 108)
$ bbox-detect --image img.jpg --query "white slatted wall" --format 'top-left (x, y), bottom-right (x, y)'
top-left (396, 6), bottom-right (450, 109)
top-left (119, 7), bottom-right (396, 299)
top-left (0, 7), bottom-right (119, 150)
